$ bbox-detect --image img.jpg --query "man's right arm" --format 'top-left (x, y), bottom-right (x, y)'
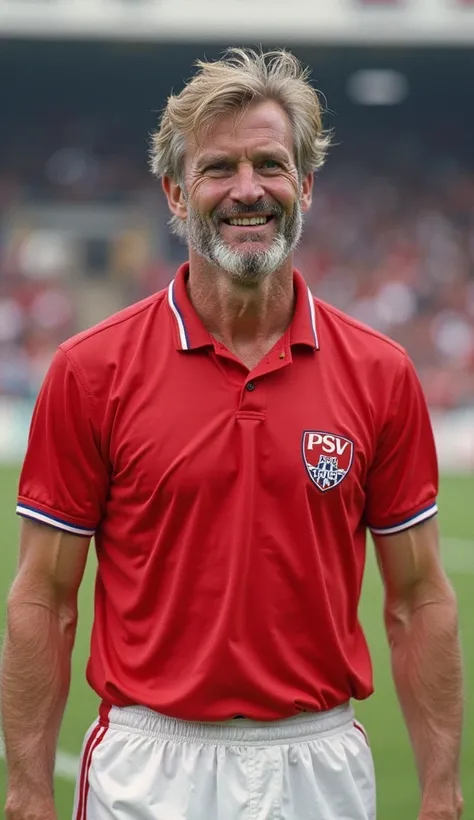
top-left (1, 518), bottom-right (90, 820)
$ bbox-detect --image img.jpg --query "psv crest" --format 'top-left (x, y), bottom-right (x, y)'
top-left (302, 431), bottom-right (354, 492)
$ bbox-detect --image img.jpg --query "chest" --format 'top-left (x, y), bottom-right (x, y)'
top-left (106, 351), bottom-right (376, 507)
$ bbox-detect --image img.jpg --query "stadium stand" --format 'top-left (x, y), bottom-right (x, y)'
top-left (0, 43), bottom-right (473, 409)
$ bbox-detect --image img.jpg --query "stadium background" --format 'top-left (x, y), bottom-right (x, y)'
top-left (0, 1), bottom-right (473, 817)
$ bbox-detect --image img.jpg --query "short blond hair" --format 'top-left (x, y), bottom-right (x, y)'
top-left (150, 47), bottom-right (331, 184)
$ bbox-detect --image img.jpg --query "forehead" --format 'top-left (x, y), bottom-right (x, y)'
top-left (187, 101), bottom-right (295, 164)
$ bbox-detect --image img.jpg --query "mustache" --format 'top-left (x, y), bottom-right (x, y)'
top-left (211, 201), bottom-right (285, 223)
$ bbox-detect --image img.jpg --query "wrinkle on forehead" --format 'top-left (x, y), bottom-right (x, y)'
top-left (187, 101), bottom-right (295, 165)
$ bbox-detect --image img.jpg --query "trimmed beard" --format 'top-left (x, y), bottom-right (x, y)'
top-left (184, 199), bottom-right (303, 284)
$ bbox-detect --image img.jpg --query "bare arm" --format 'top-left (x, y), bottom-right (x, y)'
top-left (1, 519), bottom-right (90, 820)
top-left (373, 517), bottom-right (464, 820)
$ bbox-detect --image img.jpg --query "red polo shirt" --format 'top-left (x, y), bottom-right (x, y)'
top-left (17, 264), bottom-right (438, 720)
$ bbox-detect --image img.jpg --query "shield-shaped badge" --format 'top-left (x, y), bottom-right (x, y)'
top-left (302, 431), bottom-right (354, 492)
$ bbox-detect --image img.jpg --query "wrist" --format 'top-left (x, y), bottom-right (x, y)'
top-left (6, 781), bottom-right (55, 807)
top-left (419, 779), bottom-right (463, 819)
top-left (419, 790), bottom-right (459, 819)
top-left (5, 793), bottom-right (56, 820)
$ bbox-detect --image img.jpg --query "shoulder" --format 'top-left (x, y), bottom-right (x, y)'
top-left (52, 288), bottom-right (170, 402)
top-left (61, 289), bottom-right (168, 358)
top-left (314, 296), bottom-right (408, 369)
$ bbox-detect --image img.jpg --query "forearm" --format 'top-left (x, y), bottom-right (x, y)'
top-left (388, 586), bottom-right (463, 801)
top-left (1, 598), bottom-right (76, 800)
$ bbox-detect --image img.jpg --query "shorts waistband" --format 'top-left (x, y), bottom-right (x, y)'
top-left (104, 703), bottom-right (354, 746)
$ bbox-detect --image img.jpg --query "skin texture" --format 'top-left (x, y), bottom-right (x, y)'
top-left (374, 518), bottom-right (464, 819)
top-left (162, 101), bottom-right (313, 369)
top-left (2, 520), bottom-right (90, 820)
top-left (1, 100), bottom-right (464, 819)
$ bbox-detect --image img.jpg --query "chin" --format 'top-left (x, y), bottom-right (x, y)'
top-left (218, 250), bottom-right (286, 282)
top-left (193, 231), bottom-right (290, 281)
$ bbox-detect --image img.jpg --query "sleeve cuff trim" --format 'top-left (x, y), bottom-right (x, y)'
top-left (16, 504), bottom-right (95, 536)
top-left (369, 503), bottom-right (438, 536)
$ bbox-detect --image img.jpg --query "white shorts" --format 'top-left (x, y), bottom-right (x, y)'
top-left (73, 702), bottom-right (376, 820)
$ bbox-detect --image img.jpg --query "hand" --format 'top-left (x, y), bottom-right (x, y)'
top-left (5, 794), bottom-right (58, 820)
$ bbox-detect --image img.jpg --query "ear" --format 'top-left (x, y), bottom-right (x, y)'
top-left (162, 176), bottom-right (188, 221)
top-left (300, 172), bottom-right (313, 214)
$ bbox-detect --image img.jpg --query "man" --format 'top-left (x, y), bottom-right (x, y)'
top-left (2, 48), bottom-right (464, 820)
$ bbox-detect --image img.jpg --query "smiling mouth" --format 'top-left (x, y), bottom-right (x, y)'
top-left (223, 215), bottom-right (274, 227)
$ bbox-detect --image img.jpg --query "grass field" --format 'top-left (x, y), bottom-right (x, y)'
top-left (0, 464), bottom-right (472, 818)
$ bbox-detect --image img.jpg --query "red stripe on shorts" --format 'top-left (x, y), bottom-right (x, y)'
top-left (75, 722), bottom-right (109, 820)
top-left (99, 701), bottom-right (112, 726)
top-left (353, 719), bottom-right (370, 746)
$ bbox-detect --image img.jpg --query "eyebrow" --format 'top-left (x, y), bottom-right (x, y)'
top-left (253, 149), bottom-right (291, 163)
top-left (195, 149), bottom-right (291, 169)
top-left (195, 153), bottom-right (233, 169)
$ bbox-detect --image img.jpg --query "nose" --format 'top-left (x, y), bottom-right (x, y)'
top-left (229, 162), bottom-right (265, 205)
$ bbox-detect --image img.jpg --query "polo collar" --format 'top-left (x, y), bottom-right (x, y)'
top-left (168, 263), bottom-right (319, 351)
top-left (167, 263), bottom-right (212, 350)
top-left (289, 269), bottom-right (320, 350)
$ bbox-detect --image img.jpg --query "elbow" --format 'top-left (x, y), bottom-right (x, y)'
top-left (384, 599), bottom-right (410, 649)
top-left (384, 574), bottom-right (459, 648)
top-left (6, 581), bottom-right (79, 645)
top-left (58, 602), bottom-right (79, 645)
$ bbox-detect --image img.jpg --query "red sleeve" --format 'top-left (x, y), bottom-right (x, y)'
top-left (17, 347), bottom-right (109, 536)
top-left (365, 353), bottom-right (438, 536)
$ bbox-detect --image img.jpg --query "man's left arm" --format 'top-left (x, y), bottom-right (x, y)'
top-left (373, 516), bottom-right (464, 820)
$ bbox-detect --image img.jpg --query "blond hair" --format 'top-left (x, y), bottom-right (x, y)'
top-left (150, 47), bottom-right (331, 184)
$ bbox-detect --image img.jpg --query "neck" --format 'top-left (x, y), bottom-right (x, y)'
top-left (186, 252), bottom-right (295, 348)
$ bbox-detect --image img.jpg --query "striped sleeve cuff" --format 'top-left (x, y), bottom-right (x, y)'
top-left (369, 503), bottom-right (438, 536)
top-left (16, 503), bottom-right (95, 537)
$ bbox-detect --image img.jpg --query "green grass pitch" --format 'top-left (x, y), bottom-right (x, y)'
top-left (0, 465), bottom-right (472, 818)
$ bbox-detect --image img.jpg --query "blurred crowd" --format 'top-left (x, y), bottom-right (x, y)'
top-left (296, 140), bottom-right (474, 410)
top-left (0, 118), bottom-right (473, 409)
top-left (0, 242), bottom-right (75, 399)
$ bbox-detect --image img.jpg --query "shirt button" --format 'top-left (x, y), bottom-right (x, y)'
top-left (246, 381), bottom-right (256, 392)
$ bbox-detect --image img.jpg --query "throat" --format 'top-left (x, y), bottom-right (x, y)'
top-left (186, 261), bottom-right (296, 368)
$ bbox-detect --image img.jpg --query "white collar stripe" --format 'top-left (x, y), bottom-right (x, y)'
top-left (168, 280), bottom-right (189, 350)
top-left (306, 286), bottom-right (319, 349)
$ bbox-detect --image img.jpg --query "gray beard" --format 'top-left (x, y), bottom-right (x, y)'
top-left (185, 200), bottom-right (303, 285)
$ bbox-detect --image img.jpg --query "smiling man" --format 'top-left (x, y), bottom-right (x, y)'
top-left (1, 49), bottom-right (464, 820)
top-left (173, 102), bottom-right (306, 286)
top-left (161, 96), bottom-right (312, 370)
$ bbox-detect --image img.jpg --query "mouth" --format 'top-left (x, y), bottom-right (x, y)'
top-left (222, 215), bottom-right (274, 228)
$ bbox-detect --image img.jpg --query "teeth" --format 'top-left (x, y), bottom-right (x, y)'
top-left (228, 216), bottom-right (269, 226)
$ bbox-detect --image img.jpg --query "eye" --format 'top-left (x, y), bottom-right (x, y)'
top-left (259, 159), bottom-right (283, 171)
